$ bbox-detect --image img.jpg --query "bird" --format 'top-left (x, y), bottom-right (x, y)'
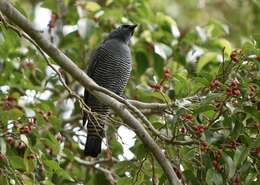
top-left (83, 24), bottom-right (137, 157)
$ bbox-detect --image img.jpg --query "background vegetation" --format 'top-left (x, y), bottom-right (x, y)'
top-left (0, 0), bottom-right (259, 184)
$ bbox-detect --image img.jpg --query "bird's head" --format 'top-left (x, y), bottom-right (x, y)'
top-left (106, 24), bottom-right (137, 44)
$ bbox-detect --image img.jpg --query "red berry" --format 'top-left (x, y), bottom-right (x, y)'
top-left (51, 13), bottom-right (58, 21)
top-left (180, 127), bottom-right (187, 134)
top-left (230, 50), bottom-right (239, 63)
top-left (200, 141), bottom-right (208, 151)
top-left (3, 96), bottom-right (17, 110)
top-left (181, 114), bottom-right (193, 122)
top-left (164, 69), bottom-right (171, 73)
top-left (31, 117), bottom-right (37, 125)
top-left (215, 152), bottom-right (221, 161)
top-left (255, 147), bottom-right (260, 154)
top-left (39, 163), bottom-right (45, 173)
top-left (231, 80), bottom-right (238, 88)
top-left (256, 55), bottom-right (260, 61)
top-left (20, 126), bottom-right (30, 134)
top-left (27, 155), bottom-right (35, 160)
top-left (56, 133), bottom-right (64, 142)
top-left (231, 177), bottom-right (240, 185)
top-left (164, 69), bottom-right (172, 79)
top-left (194, 125), bottom-right (205, 135)
top-left (226, 88), bottom-right (233, 97)
top-left (233, 89), bottom-right (241, 97)
top-left (47, 111), bottom-right (52, 117)
top-left (59, 68), bottom-right (65, 76)
top-left (150, 84), bottom-right (161, 91)
top-left (228, 140), bottom-right (238, 149)
top-left (15, 141), bottom-right (25, 150)
top-left (212, 160), bottom-right (218, 167)
top-left (173, 168), bottom-right (182, 179)
top-left (7, 137), bottom-right (14, 145)
top-left (255, 123), bottom-right (260, 129)
top-left (0, 153), bottom-right (5, 160)
top-left (257, 102), bottom-right (260, 112)
top-left (210, 79), bottom-right (221, 90)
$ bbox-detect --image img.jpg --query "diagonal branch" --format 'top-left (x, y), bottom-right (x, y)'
top-left (0, 1), bottom-right (181, 185)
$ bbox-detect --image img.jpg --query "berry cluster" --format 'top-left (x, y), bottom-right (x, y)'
top-left (212, 151), bottom-right (222, 171)
top-left (2, 96), bottom-right (18, 111)
top-left (19, 117), bottom-right (37, 134)
top-left (230, 50), bottom-right (240, 63)
top-left (226, 80), bottom-right (241, 97)
top-left (210, 79), bottom-right (220, 91)
top-left (164, 69), bottom-right (171, 80)
top-left (149, 68), bottom-right (172, 91)
top-left (228, 140), bottom-right (239, 150)
top-left (56, 132), bottom-right (65, 143)
top-left (231, 176), bottom-right (240, 185)
top-left (180, 114), bottom-right (193, 122)
top-left (39, 111), bottom-right (52, 121)
top-left (26, 154), bottom-right (35, 160)
top-left (194, 124), bottom-right (205, 135)
top-left (199, 141), bottom-right (208, 152)
top-left (149, 83), bottom-right (161, 91)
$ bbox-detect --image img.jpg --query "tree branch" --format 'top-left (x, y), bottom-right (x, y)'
top-left (0, 1), bottom-right (181, 185)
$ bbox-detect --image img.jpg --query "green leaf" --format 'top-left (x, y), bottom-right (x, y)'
top-left (206, 169), bottom-right (223, 185)
top-left (224, 155), bottom-right (236, 179)
top-left (243, 106), bottom-right (260, 122)
top-left (0, 138), bottom-right (6, 154)
top-left (174, 74), bottom-right (189, 98)
top-left (149, 91), bottom-right (171, 103)
top-left (49, 116), bottom-right (61, 130)
top-left (153, 53), bottom-right (164, 78)
top-left (156, 12), bottom-right (180, 37)
top-left (110, 138), bottom-right (123, 156)
top-left (231, 118), bottom-right (243, 139)
top-left (154, 42), bottom-right (172, 60)
top-left (24, 150), bottom-right (36, 173)
top-left (41, 132), bottom-right (60, 156)
top-left (42, 0), bottom-right (58, 11)
top-left (193, 104), bottom-right (215, 115)
top-left (233, 146), bottom-right (248, 168)
top-left (85, 2), bottom-right (101, 12)
top-left (130, 140), bottom-right (148, 159)
top-left (135, 50), bottom-right (149, 76)
top-left (183, 170), bottom-right (200, 185)
top-left (9, 156), bottom-right (25, 170)
top-left (215, 38), bottom-right (232, 56)
top-left (197, 52), bottom-right (217, 73)
top-left (0, 176), bottom-right (8, 185)
top-left (117, 177), bottom-right (132, 185)
top-left (44, 160), bottom-right (74, 181)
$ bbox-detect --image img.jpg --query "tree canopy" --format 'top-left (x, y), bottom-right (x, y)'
top-left (0, 0), bottom-right (259, 185)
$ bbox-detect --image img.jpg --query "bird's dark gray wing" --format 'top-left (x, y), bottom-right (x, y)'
top-left (83, 48), bottom-right (100, 126)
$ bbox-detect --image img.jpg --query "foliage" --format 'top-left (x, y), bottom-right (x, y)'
top-left (0, 0), bottom-right (260, 185)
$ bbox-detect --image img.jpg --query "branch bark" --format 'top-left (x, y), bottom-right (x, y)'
top-left (0, 1), bottom-right (181, 185)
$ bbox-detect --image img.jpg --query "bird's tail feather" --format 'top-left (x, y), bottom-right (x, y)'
top-left (84, 135), bottom-right (102, 157)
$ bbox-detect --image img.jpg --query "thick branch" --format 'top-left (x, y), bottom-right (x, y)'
top-left (129, 100), bottom-right (169, 110)
top-left (0, 1), bottom-right (180, 185)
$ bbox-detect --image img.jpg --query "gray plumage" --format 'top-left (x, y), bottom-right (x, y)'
top-left (83, 24), bottom-right (137, 157)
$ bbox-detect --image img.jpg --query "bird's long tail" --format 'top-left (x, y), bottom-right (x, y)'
top-left (84, 135), bottom-right (102, 157)
top-left (84, 116), bottom-right (104, 157)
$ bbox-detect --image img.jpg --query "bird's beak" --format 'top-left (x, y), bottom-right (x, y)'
top-left (129, 24), bottom-right (137, 35)
top-left (129, 24), bottom-right (137, 30)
